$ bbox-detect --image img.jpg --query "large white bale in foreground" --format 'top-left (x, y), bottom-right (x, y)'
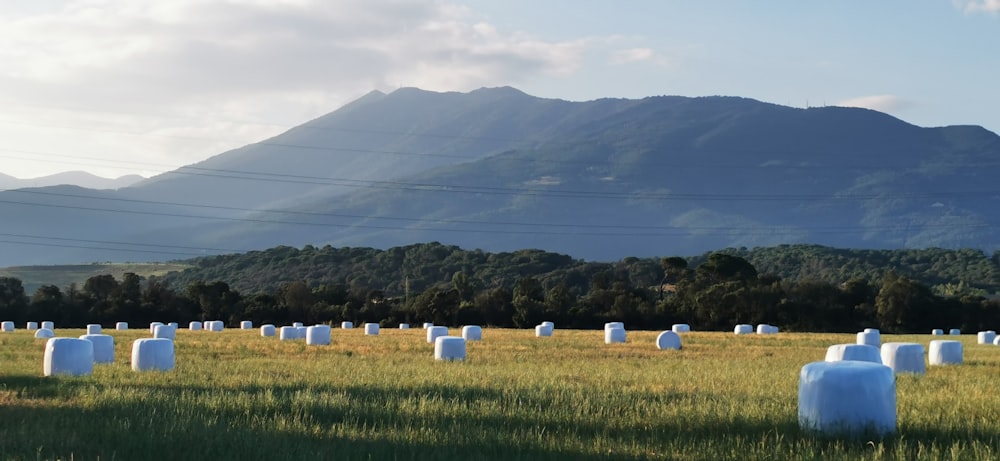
top-left (115, 322), bottom-right (128, 331)
top-left (605, 327), bottom-right (626, 344)
top-left (535, 324), bottom-right (553, 337)
top-left (977, 331), bottom-right (996, 345)
top-left (44, 338), bottom-right (94, 377)
top-left (1, 321), bottom-right (13, 332)
top-left (671, 324), bottom-right (690, 333)
top-left (80, 334), bottom-right (115, 364)
top-left (656, 331), bottom-right (682, 350)
top-left (931, 329), bottom-right (943, 336)
top-left (949, 328), bottom-right (961, 336)
top-left (189, 321), bottom-right (203, 331)
top-left (929, 340), bottom-right (963, 365)
top-left (856, 331), bottom-right (880, 347)
top-left (364, 323), bottom-right (380, 336)
top-left (279, 326), bottom-right (297, 341)
top-left (462, 325), bottom-right (482, 341)
top-left (131, 338), bottom-right (174, 372)
top-left (153, 324), bottom-right (176, 340)
top-left (399, 323), bottom-right (410, 329)
top-left (825, 344), bottom-right (882, 364)
top-left (879, 342), bottom-right (925, 375)
top-left (798, 361), bottom-right (896, 436)
top-left (240, 320), bottom-right (253, 330)
top-left (149, 322), bottom-right (164, 335)
top-left (26, 321), bottom-right (38, 330)
top-left (734, 324), bottom-right (753, 335)
top-left (41, 321), bottom-right (54, 330)
top-left (34, 328), bottom-right (55, 339)
top-left (306, 325), bottom-right (331, 345)
top-left (427, 326), bottom-right (448, 344)
top-left (434, 336), bottom-right (466, 361)
top-left (260, 324), bottom-right (276, 337)
top-left (341, 321), bottom-right (354, 329)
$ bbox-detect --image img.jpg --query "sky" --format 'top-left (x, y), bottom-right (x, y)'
top-left (1, 0), bottom-right (998, 179)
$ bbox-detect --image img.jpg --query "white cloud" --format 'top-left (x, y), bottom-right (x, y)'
top-left (834, 94), bottom-right (910, 113)
top-left (610, 47), bottom-right (666, 66)
top-left (956, 0), bottom-right (1000, 13)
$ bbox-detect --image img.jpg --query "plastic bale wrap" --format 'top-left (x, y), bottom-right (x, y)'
top-left (41, 321), bottom-right (54, 330)
top-left (131, 338), bottom-right (174, 372)
top-left (1, 321), bottom-right (13, 332)
top-left (240, 321), bottom-right (253, 330)
top-left (540, 321), bottom-right (555, 330)
top-left (671, 324), bottom-right (690, 333)
top-left (208, 320), bottom-right (225, 332)
top-left (34, 328), bottom-right (55, 339)
top-left (168, 322), bottom-right (178, 329)
top-left (153, 324), bottom-right (177, 340)
top-left (879, 342), bottom-right (925, 375)
top-left (605, 327), bottom-right (626, 344)
top-left (80, 334), bottom-right (115, 364)
top-left (43, 338), bottom-right (94, 377)
top-left (399, 323), bottom-right (410, 329)
top-left (462, 325), bottom-right (483, 341)
top-left (535, 324), bottom-right (553, 337)
top-left (928, 340), bottom-right (963, 365)
top-left (149, 322), bottom-right (164, 335)
top-left (427, 326), bottom-right (448, 344)
top-left (949, 329), bottom-right (961, 336)
top-left (27, 321), bottom-right (38, 330)
top-left (115, 322), bottom-right (128, 331)
top-left (856, 331), bottom-right (880, 347)
top-left (756, 324), bottom-right (774, 335)
top-left (434, 336), bottom-right (466, 361)
top-left (295, 326), bottom-right (307, 338)
top-left (977, 331), bottom-right (996, 345)
top-left (306, 325), bottom-right (331, 346)
top-left (86, 324), bottom-right (101, 335)
top-left (931, 329), bottom-right (943, 335)
top-left (341, 321), bottom-right (354, 330)
top-left (260, 324), bottom-right (276, 337)
top-left (825, 344), bottom-right (882, 364)
top-left (189, 321), bottom-right (203, 331)
top-left (423, 322), bottom-right (433, 329)
top-left (734, 324), bottom-right (753, 335)
top-left (364, 323), bottom-right (380, 336)
top-left (798, 361), bottom-right (896, 436)
top-left (605, 322), bottom-right (624, 331)
top-left (292, 322), bottom-right (303, 328)
top-left (864, 328), bottom-right (880, 334)
top-left (994, 336), bottom-right (1000, 346)
top-left (656, 331), bottom-right (682, 350)
top-left (279, 326), bottom-right (297, 341)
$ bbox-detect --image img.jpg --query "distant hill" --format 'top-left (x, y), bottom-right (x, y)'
top-left (0, 262), bottom-right (190, 295)
top-left (2, 87), bottom-right (1000, 265)
top-left (0, 171), bottom-right (144, 190)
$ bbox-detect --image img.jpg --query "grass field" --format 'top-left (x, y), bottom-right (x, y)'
top-left (1, 327), bottom-right (999, 460)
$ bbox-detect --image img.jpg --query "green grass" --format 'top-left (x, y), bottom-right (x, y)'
top-left (0, 263), bottom-right (190, 294)
top-left (1, 328), bottom-right (999, 460)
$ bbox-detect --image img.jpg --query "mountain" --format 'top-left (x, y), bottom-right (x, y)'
top-left (2, 87), bottom-right (1000, 266)
top-left (0, 171), bottom-right (144, 190)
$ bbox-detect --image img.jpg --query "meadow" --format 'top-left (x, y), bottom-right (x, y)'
top-left (1, 327), bottom-right (999, 460)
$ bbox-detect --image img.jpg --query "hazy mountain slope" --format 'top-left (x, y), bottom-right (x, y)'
top-left (0, 172), bottom-right (144, 190)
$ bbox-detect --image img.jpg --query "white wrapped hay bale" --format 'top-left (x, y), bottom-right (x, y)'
top-left (131, 338), bottom-right (174, 372)
top-left (27, 321), bottom-right (38, 331)
top-left (240, 320), bottom-right (253, 330)
top-left (535, 324), bottom-right (553, 337)
top-left (153, 324), bottom-right (176, 340)
top-left (604, 322), bottom-right (624, 331)
top-left (462, 325), bottom-right (482, 341)
top-left (279, 326), bottom-right (297, 341)
top-left (825, 344), bottom-right (882, 364)
top-left (995, 336), bottom-right (1000, 346)
top-left (434, 336), bottom-right (466, 361)
top-left (86, 324), bottom-right (101, 335)
top-left (856, 330), bottom-right (880, 347)
top-left (79, 334), bottom-right (115, 364)
top-left (427, 326), bottom-right (448, 344)
top-left (864, 328), bottom-right (880, 334)
top-left (168, 322), bottom-right (178, 329)
top-left (540, 321), bottom-right (555, 330)
top-left (949, 328), bottom-right (961, 336)
top-left (306, 325), bottom-right (331, 346)
top-left (149, 322), bottom-right (164, 335)
top-left (292, 322), bottom-right (303, 328)
top-left (295, 326), bottom-right (307, 338)
top-left (208, 320), bottom-right (225, 332)
top-left (734, 324), bottom-right (753, 335)
top-left (1, 321), bottom-right (13, 332)
top-left (399, 323), bottom-right (410, 329)
top-left (260, 324), bottom-right (276, 337)
top-left (115, 322), bottom-right (128, 331)
top-left (364, 323), bottom-right (380, 336)
top-left (931, 329), bottom-right (943, 336)
top-left (422, 322), bottom-right (433, 329)
top-left (798, 361), bottom-right (896, 436)
top-left (656, 331), bottom-right (682, 350)
top-left (41, 321), bottom-right (54, 330)
top-left (928, 340), bottom-right (963, 365)
top-left (341, 321), bottom-right (354, 329)
top-left (880, 342), bottom-right (925, 375)
top-left (756, 324), bottom-right (778, 335)
top-left (34, 328), bottom-right (55, 339)
top-left (605, 327), bottom-right (626, 344)
top-left (189, 321), bottom-right (203, 331)
top-left (43, 338), bottom-right (94, 377)
top-left (671, 324), bottom-right (690, 333)
top-left (977, 331), bottom-right (996, 345)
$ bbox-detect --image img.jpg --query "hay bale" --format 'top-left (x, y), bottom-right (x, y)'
top-left (1, 321), bottom-right (13, 332)
top-left (856, 330), bottom-right (880, 347)
top-left (605, 327), bottom-right (626, 344)
top-left (671, 324), bottom-right (691, 333)
top-left (399, 323), bottom-right (410, 329)
top-left (825, 344), bottom-right (882, 364)
top-left (994, 336), bottom-right (1000, 346)
top-left (756, 324), bottom-right (778, 335)
top-left (34, 328), bottom-right (55, 339)
top-left (79, 334), bottom-right (115, 364)
top-left (734, 324), bottom-right (753, 335)
top-left (949, 328), bottom-right (961, 335)
top-left (295, 326), bottom-right (307, 338)
top-left (115, 322), bottom-right (128, 331)
top-left (189, 321), bottom-right (203, 331)
top-left (153, 324), bottom-right (176, 340)
top-left (931, 329), bottom-right (943, 335)
top-left (434, 336), bottom-right (466, 361)
top-left (364, 323), bottom-right (380, 336)
top-left (86, 324), bottom-right (101, 335)
top-left (879, 342), bottom-right (925, 375)
top-left (798, 361), bottom-right (896, 436)
top-left (462, 325), bottom-right (482, 341)
top-left (604, 322), bottom-right (624, 331)
top-left (540, 321), bottom-right (555, 330)
top-left (292, 322), bottom-right (303, 328)
top-left (864, 328), bottom-right (880, 334)
top-left (306, 325), bottom-right (331, 346)
top-left (240, 321), bottom-right (253, 330)
top-left (423, 322), bottom-right (433, 329)
top-left (41, 321), bottom-right (54, 330)
top-left (535, 324), bottom-right (553, 337)
top-left (168, 322), bottom-right (178, 329)
top-left (27, 321), bottom-right (38, 330)
top-left (43, 338), bottom-right (94, 377)
top-left (928, 340), bottom-right (963, 365)
top-left (149, 322), bottom-right (164, 335)
top-left (656, 331), bottom-right (682, 350)
top-left (977, 331), bottom-right (996, 345)
top-left (341, 321), bottom-right (354, 329)
top-left (427, 326), bottom-right (448, 344)
top-left (208, 320), bottom-right (225, 332)
top-left (279, 326), bottom-right (297, 341)
top-left (131, 338), bottom-right (174, 372)
top-left (260, 324), bottom-right (276, 337)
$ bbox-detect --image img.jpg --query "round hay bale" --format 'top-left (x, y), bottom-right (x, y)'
top-left (605, 327), bottom-right (626, 344)
top-left (295, 326), bottom-right (307, 338)
top-left (879, 342), bottom-right (925, 375)
top-left (604, 322), bottom-right (624, 331)
top-left (798, 361), bottom-right (896, 436)
top-left (825, 344), bottom-right (882, 364)
top-left (540, 321), bottom-right (555, 330)
top-left (131, 338), bottom-right (174, 372)
top-left (189, 321), bottom-right (203, 331)
top-left (422, 322), bottom-right (433, 329)
top-left (79, 334), bottom-right (115, 364)
top-left (434, 336), bottom-right (466, 361)
top-left (208, 320), bottom-right (225, 332)
top-left (462, 325), bottom-right (482, 341)
top-left (656, 331), bottom-right (682, 350)
top-left (260, 324), bottom-right (276, 337)
top-left (279, 326), bottom-right (297, 341)
top-left (292, 322), bottom-right (304, 328)
top-left (43, 338), bottom-right (94, 377)
top-left (734, 324), bottom-right (753, 335)
top-left (341, 321), bottom-right (354, 329)
top-left (34, 328), bottom-right (55, 339)
top-left (153, 324), bottom-right (176, 340)
top-left (427, 326), bottom-right (448, 344)
top-left (115, 322), bottom-right (128, 331)
top-left (756, 324), bottom-right (774, 335)
top-left (864, 328), bottom-right (880, 334)
top-left (41, 321), bottom-right (54, 330)
top-left (928, 340), bottom-right (963, 365)
top-left (306, 325), bottom-right (331, 346)
top-left (86, 324), bottom-right (101, 335)
top-left (949, 328), bottom-right (961, 335)
top-left (535, 324), bottom-right (553, 337)
top-left (399, 323), bottom-right (410, 329)
top-left (26, 321), bottom-right (38, 330)
top-left (931, 329), bottom-right (943, 335)
top-left (856, 330), bottom-right (880, 347)
top-left (364, 323), bottom-right (380, 336)
top-left (168, 322), bottom-right (178, 329)
top-left (994, 336), bottom-right (1000, 346)
top-left (149, 322), bottom-right (164, 335)
top-left (240, 320), bottom-right (253, 330)
top-left (671, 323), bottom-right (690, 333)
top-left (977, 331), bottom-right (996, 345)
top-left (1, 321), bottom-right (13, 332)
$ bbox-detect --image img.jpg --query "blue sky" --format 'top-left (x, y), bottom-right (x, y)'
top-left (1, 0), bottom-right (998, 179)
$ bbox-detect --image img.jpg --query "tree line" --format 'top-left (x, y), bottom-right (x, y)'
top-left (2, 243), bottom-right (999, 333)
